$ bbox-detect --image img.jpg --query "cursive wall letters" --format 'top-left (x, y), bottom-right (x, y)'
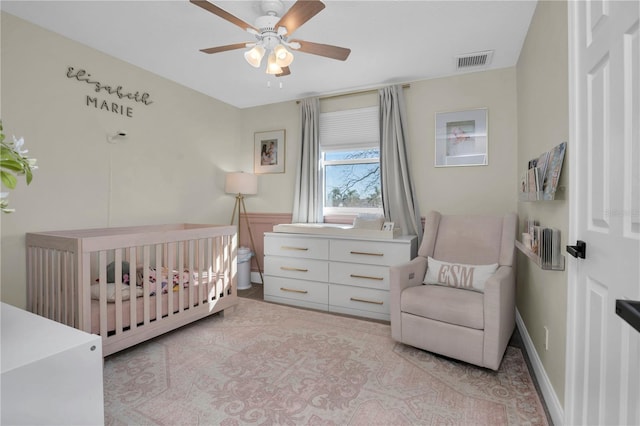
top-left (67, 66), bottom-right (154, 119)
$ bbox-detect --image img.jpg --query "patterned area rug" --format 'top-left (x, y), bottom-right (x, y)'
top-left (104, 298), bottom-right (548, 425)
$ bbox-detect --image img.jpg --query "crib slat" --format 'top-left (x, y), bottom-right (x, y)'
top-left (167, 242), bottom-right (174, 317)
top-left (80, 252), bottom-right (91, 332)
top-left (143, 245), bottom-right (151, 326)
top-left (207, 237), bottom-right (214, 303)
top-left (114, 249), bottom-right (123, 334)
top-left (62, 251), bottom-right (70, 326)
top-left (98, 251), bottom-right (108, 338)
top-left (177, 242), bottom-right (185, 313)
top-left (155, 245), bottom-right (162, 323)
top-left (188, 240), bottom-right (195, 309)
top-left (199, 239), bottom-right (205, 305)
top-left (228, 234), bottom-right (235, 296)
top-left (129, 246), bottom-right (138, 332)
top-left (214, 236), bottom-right (221, 300)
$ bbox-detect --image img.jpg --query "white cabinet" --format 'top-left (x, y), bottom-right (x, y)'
top-left (1, 303), bottom-right (104, 425)
top-left (264, 233), bottom-right (417, 321)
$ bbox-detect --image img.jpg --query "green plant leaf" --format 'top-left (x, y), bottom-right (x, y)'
top-left (1, 170), bottom-right (18, 189)
top-left (0, 159), bottom-right (24, 172)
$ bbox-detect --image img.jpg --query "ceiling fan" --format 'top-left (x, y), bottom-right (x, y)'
top-left (190, 0), bottom-right (351, 77)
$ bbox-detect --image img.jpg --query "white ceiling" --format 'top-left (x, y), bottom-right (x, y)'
top-left (1, 0), bottom-right (537, 109)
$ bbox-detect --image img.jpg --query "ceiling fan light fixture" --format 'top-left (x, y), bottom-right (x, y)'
top-left (193, 0), bottom-right (351, 78)
top-left (244, 45), bottom-right (265, 68)
top-left (273, 44), bottom-right (294, 67)
top-left (265, 52), bottom-right (283, 74)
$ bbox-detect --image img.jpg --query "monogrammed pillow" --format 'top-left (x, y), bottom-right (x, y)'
top-left (423, 257), bottom-right (498, 293)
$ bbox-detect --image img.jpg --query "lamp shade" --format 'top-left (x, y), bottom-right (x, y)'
top-left (244, 45), bottom-right (265, 68)
top-left (274, 44), bottom-right (294, 67)
top-left (225, 172), bottom-right (258, 195)
top-left (265, 52), bottom-right (283, 75)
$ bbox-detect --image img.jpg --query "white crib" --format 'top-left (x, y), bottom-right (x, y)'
top-left (26, 223), bottom-right (238, 356)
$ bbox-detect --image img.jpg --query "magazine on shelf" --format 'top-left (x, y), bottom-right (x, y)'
top-left (543, 142), bottom-right (567, 200)
top-left (537, 151), bottom-right (550, 186)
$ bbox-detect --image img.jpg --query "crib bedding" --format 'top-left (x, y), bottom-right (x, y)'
top-left (90, 285), bottom-right (213, 335)
top-left (90, 269), bottom-right (219, 334)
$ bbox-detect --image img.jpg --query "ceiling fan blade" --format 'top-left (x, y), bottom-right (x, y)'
top-left (275, 0), bottom-right (325, 35)
top-left (200, 42), bottom-right (248, 54)
top-left (276, 66), bottom-right (291, 77)
top-left (190, 0), bottom-right (258, 32)
top-left (291, 40), bottom-right (351, 61)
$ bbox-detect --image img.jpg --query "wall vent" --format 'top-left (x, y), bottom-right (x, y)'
top-left (456, 50), bottom-right (494, 70)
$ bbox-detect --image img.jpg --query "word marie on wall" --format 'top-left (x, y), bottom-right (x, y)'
top-left (66, 67), bottom-right (154, 118)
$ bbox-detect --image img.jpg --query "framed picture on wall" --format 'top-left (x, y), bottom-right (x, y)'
top-left (435, 108), bottom-right (488, 167)
top-left (254, 129), bottom-right (285, 174)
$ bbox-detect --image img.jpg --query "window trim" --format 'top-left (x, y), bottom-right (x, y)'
top-left (320, 145), bottom-right (382, 217)
top-left (319, 106), bottom-right (382, 219)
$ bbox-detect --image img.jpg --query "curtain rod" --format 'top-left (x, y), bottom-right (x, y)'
top-left (296, 83), bottom-right (410, 104)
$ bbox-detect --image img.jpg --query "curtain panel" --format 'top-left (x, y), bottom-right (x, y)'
top-left (379, 85), bottom-right (422, 243)
top-left (292, 97), bottom-right (322, 223)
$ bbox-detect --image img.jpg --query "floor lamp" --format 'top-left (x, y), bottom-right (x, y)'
top-left (225, 172), bottom-right (263, 285)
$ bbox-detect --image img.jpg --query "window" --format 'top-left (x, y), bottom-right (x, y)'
top-left (319, 106), bottom-right (382, 216)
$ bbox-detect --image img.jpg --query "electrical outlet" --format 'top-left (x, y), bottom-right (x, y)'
top-left (544, 326), bottom-right (549, 350)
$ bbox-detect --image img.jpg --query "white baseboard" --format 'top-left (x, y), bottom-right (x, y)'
top-left (515, 309), bottom-right (564, 426)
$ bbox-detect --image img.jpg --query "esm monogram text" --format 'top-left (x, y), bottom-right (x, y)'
top-left (437, 264), bottom-right (476, 289)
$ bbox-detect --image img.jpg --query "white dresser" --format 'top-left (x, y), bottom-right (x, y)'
top-left (264, 232), bottom-right (417, 321)
top-left (1, 303), bottom-right (104, 425)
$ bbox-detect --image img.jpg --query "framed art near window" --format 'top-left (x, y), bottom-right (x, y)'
top-left (435, 108), bottom-right (488, 167)
top-left (254, 129), bottom-right (285, 174)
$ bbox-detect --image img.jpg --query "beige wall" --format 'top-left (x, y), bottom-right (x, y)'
top-left (516, 0), bottom-right (569, 404)
top-left (0, 13), bottom-right (242, 307)
top-left (405, 68), bottom-right (518, 215)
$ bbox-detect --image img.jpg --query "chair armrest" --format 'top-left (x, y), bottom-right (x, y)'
top-left (482, 265), bottom-right (516, 370)
top-left (389, 256), bottom-right (428, 340)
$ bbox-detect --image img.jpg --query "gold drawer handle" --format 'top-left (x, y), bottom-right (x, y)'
top-left (281, 287), bottom-right (308, 294)
top-left (350, 297), bottom-right (384, 305)
top-left (281, 246), bottom-right (309, 251)
top-left (350, 251), bottom-right (384, 257)
top-left (280, 266), bottom-right (309, 272)
top-left (350, 274), bottom-right (384, 281)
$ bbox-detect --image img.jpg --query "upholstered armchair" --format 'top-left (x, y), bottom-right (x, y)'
top-left (390, 211), bottom-right (518, 370)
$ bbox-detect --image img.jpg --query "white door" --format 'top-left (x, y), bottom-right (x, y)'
top-left (567, 1), bottom-right (640, 425)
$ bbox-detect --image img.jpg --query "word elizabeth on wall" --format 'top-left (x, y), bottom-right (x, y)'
top-left (66, 67), bottom-right (154, 118)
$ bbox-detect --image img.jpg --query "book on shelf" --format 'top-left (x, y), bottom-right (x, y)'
top-left (543, 142), bottom-right (567, 200)
top-left (524, 167), bottom-right (544, 199)
top-left (521, 142), bottom-right (567, 201)
top-left (536, 151), bottom-right (550, 185)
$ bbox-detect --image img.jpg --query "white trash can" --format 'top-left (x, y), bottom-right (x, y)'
top-left (237, 247), bottom-right (253, 290)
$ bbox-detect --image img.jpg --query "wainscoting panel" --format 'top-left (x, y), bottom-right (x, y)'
top-left (239, 213), bottom-right (292, 274)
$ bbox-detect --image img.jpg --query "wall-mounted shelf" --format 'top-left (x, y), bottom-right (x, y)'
top-left (519, 186), bottom-right (565, 202)
top-left (516, 240), bottom-right (565, 271)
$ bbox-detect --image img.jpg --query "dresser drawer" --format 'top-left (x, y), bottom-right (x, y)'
top-left (264, 235), bottom-right (329, 259)
top-left (329, 284), bottom-right (389, 315)
top-left (264, 276), bottom-right (329, 305)
top-left (329, 262), bottom-right (389, 290)
top-left (264, 257), bottom-right (328, 282)
top-left (329, 239), bottom-right (409, 266)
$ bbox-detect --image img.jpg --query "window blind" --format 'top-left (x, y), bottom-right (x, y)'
top-left (319, 106), bottom-right (380, 149)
